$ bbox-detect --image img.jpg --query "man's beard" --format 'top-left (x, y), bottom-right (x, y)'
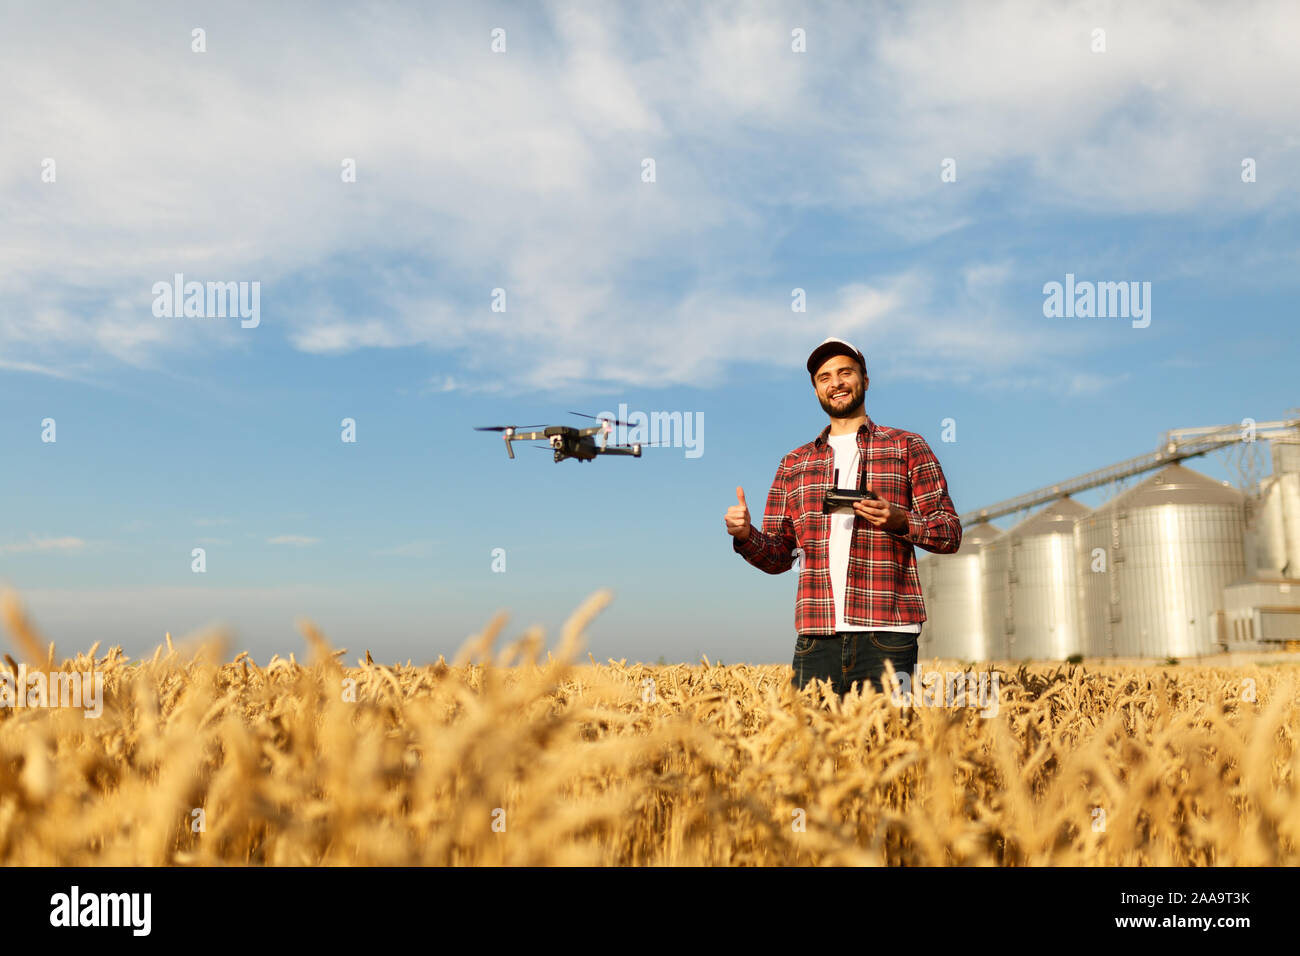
top-left (819, 382), bottom-right (864, 418)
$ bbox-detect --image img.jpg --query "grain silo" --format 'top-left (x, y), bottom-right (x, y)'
top-left (1248, 438), bottom-right (1300, 578)
top-left (979, 525), bottom-right (1011, 660)
top-left (1233, 437), bottom-right (1300, 647)
top-left (1273, 439), bottom-right (1300, 577)
top-left (917, 520), bottom-right (1003, 661)
top-left (1247, 476), bottom-right (1291, 576)
top-left (1263, 439), bottom-right (1300, 574)
top-left (1074, 463), bottom-right (1246, 658)
top-left (982, 497), bottom-right (1090, 661)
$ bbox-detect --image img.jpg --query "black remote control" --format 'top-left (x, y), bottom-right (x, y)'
top-left (822, 466), bottom-right (878, 513)
top-left (823, 487), bottom-right (878, 511)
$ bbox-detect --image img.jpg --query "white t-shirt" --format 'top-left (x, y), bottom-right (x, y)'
top-left (826, 432), bottom-right (921, 634)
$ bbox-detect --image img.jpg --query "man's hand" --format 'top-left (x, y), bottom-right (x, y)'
top-left (725, 486), bottom-right (751, 542)
top-left (853, 492), bottom-right (908, 534)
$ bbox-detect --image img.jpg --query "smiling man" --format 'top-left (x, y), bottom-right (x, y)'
top-left (724, 337), bottom-right (962, 698)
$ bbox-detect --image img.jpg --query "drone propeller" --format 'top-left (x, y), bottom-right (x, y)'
top-left (474, 424), bottom-right (547, 432)
top-left (568, 411), bottom-right (634, 427)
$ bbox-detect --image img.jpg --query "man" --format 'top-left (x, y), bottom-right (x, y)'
top-left (725, 337), bottom-right (961, 698)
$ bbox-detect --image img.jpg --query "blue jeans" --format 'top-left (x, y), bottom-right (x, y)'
top-left (790, 631), bottom-right (919, 697)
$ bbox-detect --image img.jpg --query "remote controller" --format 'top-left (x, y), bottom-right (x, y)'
top-left (822, 466), bottom-right (878, 513)
top-left (823, 487), bottom-right (878, 511)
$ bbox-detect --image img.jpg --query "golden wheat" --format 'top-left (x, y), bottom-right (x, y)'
top-left (0, 586), bottom-right (1296, 865)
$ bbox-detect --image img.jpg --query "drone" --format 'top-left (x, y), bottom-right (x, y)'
top-left (474, 412), bottom-right (646, 463)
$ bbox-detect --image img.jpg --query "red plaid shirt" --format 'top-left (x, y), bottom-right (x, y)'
top-left (733, 415), bottom-right (961, 635)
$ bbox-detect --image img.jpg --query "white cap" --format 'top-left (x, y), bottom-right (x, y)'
top-left (806, 337), bottom-right (866, 377)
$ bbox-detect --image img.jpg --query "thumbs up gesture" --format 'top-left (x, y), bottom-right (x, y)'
top-left (725, 486), bottom-right (751, 542)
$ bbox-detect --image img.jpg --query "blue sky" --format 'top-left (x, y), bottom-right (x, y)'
top-left (1, 0), bottom-right (1298, 664)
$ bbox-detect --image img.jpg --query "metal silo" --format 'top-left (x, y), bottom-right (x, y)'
top-left (1280, 471), bottom-right (1300, 577)
top-left (1074, 507), bottom-right (1115, 657)
top-left (1247, 475), bottom-right (1290, 577)
top-left (1270, 438), bottom-right (1300, 578)
top-left (1273, 437), bottom-right (1300, 476)
top-left (980, 525), bottom-right (1012, 659)
top-left (1248, 440), bottom-right (1300, 578)
top-left (917, 520), bottom-right (1003, 661)
top-left (1074, 463), bottom-right (1245, 658)
top-left (982, 496), bottom-right (1090, 661)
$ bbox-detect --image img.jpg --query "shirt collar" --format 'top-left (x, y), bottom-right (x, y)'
top-left (815, 415), bottom-right (874, 447)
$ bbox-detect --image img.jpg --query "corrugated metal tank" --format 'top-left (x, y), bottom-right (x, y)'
top-left (982, 497), bottom-right (1091, 660)
top-left (980, 524), bottom-right (1012, 657)
top-left (1273, 438), bottom-right (1300, 475)
top-left (1272, 439), bottom-right (1300, 578)
top-left (917, 520), bottom-right (1003, 661)
top-left (1247, 475), bottom-right (1290, 576)
top-left (1244, 439), bottom-right (1298, 578)
top-left (1074, 463), bottom-right (1246, 658)
top-left (1279, 472), bottom-right (1300, 577)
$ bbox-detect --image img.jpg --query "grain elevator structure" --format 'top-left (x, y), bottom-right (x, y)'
top-left (918, 416), bottom-right (1300, 660)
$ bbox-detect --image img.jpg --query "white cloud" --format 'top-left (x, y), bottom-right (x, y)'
top-left (0, 356), bottom-right (100, 383)
top-left (0, 536), bottom-right (89, 555)
top-left (267, 535), bottom-right (320, 547)
top-left (1, 0), bottom-right (1295, 390)
top-left (424, 376), bottom-right (464, 394)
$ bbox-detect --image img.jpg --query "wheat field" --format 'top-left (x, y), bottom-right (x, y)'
top-left (1, 587), bottom-right (1297, 866)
